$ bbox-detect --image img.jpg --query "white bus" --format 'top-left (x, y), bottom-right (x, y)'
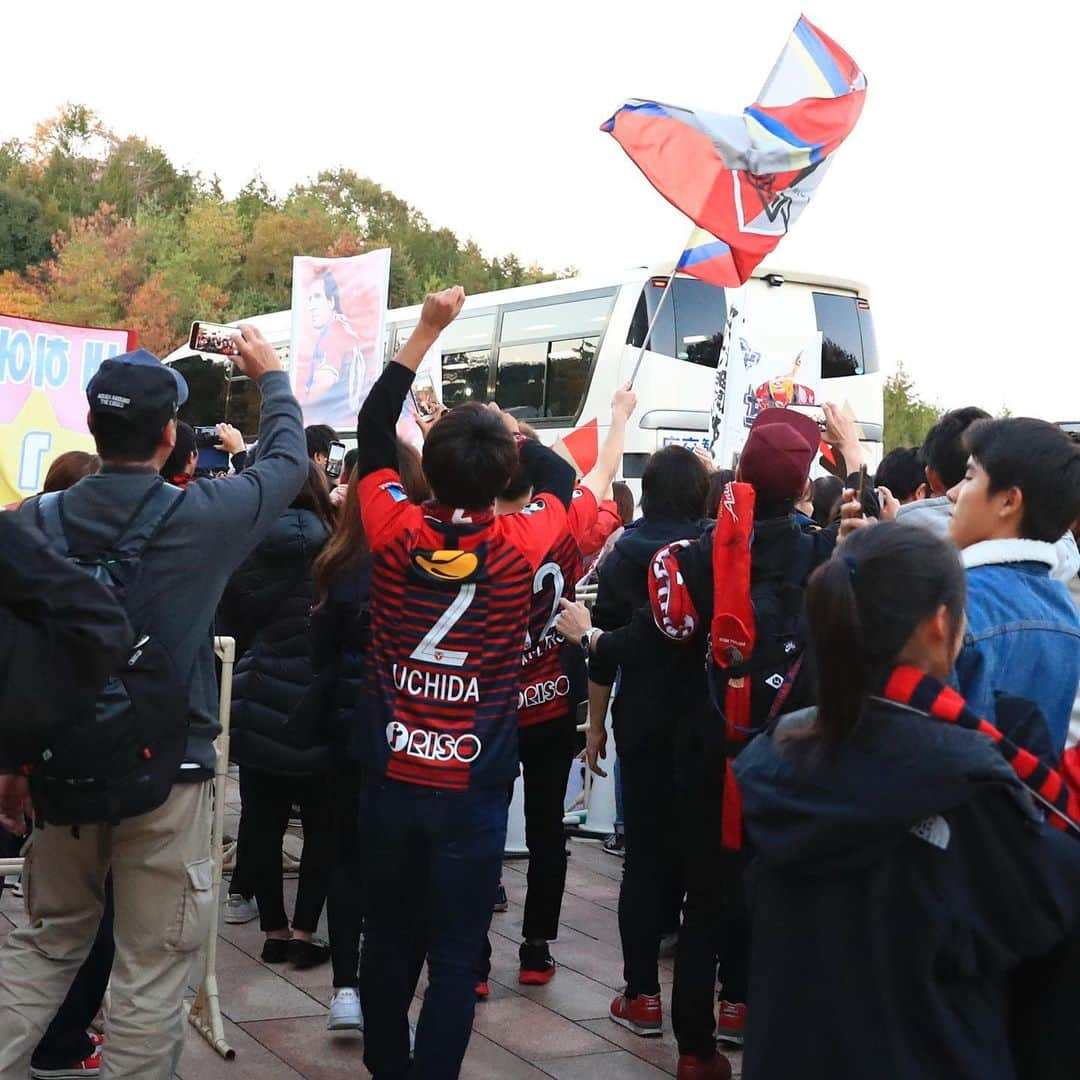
top-left (164, 261), bottom-right (883, 482)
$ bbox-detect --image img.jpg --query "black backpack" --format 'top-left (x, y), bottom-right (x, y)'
top-left (33, 480), bottom-right (190, 825)
top-left (708, 528), bottom-right (817, 757)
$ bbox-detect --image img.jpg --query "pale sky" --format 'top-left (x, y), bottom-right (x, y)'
top-left (4, 1), bottom-right (1078, 419)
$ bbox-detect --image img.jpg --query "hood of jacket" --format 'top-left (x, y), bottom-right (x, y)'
top-left (252, 507), bottom-right (330, 566)
top-left (611, 517), bottom-right (708, 570)
top-left (734, 698), bottom-right (1028, 876)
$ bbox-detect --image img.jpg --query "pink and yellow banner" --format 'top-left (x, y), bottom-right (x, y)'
top-left (0, 313), bottom-right (136, 506)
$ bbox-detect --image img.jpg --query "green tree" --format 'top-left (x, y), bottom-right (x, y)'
top-left (97, 136), bottom-right (195, 217)
top-left (884, 364), bottom-right (941, 451)
top-left (0, 185), bottom-right (53, 271)
top-left (234, 174), bottom-right (277, 238)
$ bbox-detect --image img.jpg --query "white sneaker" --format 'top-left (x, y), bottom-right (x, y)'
top-left (223, 894), bottom-right (258, 924)
top-left (327, 987), bottom-right (363, 1031)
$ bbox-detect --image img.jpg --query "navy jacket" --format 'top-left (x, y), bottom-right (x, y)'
top-left (220, 508), bottom-right (330, 774)
top-left (589, 517), bottom-right (708, 754)
top-left (734, 699), bottom-right (1080, 1080)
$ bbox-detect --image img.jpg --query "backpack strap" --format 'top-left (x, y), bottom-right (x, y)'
top-left (106, 480), bottom-right (186, 563)
top-left (35, 480), bottom-right (185, 565)
top-left (35, 492), bottom-right (69, 555)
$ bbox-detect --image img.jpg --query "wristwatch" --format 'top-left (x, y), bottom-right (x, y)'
top-left (580, 628), bottom-right (600, 656)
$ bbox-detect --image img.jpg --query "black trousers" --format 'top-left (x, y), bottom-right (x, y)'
top-left (617, 742), bottom-right (683, 998)
top-left (519, 716), bottom-right (576, 942)
top-left (672, 718), bottom-right (750, 1058)
top-left (328, 763), bottom-right (365, 988)
top-left (31, 878), bottom-right (115, 1069)
top-left (238, 767), bottom-right (333, 934)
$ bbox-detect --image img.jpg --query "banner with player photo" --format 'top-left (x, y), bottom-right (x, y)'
top-left (709, 303), bottom-right (823, 468)
top-left (0, 313), bottom-right (136, 506)
top-left (289, 249), bottom-right (391, 432)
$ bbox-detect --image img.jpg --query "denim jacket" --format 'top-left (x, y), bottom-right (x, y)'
top-left (955, 539), bottom-right (1080, 752)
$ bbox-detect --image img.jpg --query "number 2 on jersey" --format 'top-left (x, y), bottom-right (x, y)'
top-left (523, 561), bottom-right (565, 651)
top-left (410, 584), bottom-right (476, 667)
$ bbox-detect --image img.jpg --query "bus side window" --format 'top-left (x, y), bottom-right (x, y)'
top-left (494, 293), bottom-right (614, 420)
top-left (672, 278), bottom-right (726, 367)
top-left (627, 281), bottom-right (676, 358)
top-left (813, 292), bottom-right (876, 378)
top-left (438, 312), bottom-right (497, 408)
top-left (627, 277), bottom-right (725, 367)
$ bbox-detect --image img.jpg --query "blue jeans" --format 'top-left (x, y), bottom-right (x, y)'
top-left (359, 780), bottom-right (508, 1080)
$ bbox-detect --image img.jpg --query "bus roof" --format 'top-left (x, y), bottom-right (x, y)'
top-left (162, 260), bottom-right (869, 364)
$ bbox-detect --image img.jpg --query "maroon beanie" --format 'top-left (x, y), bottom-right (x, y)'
top-left (737, 408), bottom-right (819, 499)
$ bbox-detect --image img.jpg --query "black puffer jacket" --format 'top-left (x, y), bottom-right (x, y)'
top-left (589, 517), bottom-right (709, 754)
top-left (220, 507), bottom-right (330, 774)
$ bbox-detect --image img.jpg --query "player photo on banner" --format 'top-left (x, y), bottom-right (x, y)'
top-left (289, 248), bottom-right (391, 430)
top-left (710, 303), bottom-right (823, 468)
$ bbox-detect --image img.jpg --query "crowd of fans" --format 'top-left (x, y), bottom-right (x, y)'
top-left (0, 285), bottom-right (1078, 1080)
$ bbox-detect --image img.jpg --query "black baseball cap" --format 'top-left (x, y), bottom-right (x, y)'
top-left (86, 349), bottom-right (189, 436)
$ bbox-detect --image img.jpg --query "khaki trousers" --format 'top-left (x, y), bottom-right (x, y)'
top-left (0, 781), bottom-right (214, 1080)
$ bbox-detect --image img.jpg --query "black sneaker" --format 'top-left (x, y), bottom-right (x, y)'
top-left (261, 938), bottom-right (289, 964)
top-left (288, 936), bottom-right (331, 970)
top-left (602, 833), bottom-right (625, 857)
top-left (518, 942), bottom-right (556, 986)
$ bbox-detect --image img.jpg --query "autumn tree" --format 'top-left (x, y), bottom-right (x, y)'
top-left (0, 107), bottom-right (557, 354)
top-left (41, 204), bottom-right (146, 327)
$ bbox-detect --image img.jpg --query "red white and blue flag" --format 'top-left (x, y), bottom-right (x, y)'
top-left (603, 16), bottom-right (866, 286)
top-left (675, 227), bottom-right (740, 289)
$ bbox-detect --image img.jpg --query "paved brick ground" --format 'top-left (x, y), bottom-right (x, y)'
top-left (0, 779), bottom-right (742, 1078)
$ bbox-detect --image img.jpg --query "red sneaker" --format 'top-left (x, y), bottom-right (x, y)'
top-left (716, 1000), bottom-right (746, 1046)
top-left (518, 942), bottom-right (556, 986)
top-left (475, 981), bottom-right (490, 1000)
top-left (677, 1051), bottom-right (733, 1080)
top-left (609, 991), bottom-right (662, 1037)
top-left (30, 1048), bottom-right (103, 1078)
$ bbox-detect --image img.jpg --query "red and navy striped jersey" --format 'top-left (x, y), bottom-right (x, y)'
top-left (359, 467), bottom-right (569, 791)
top-left (517, 486), bottom-right (599, 728)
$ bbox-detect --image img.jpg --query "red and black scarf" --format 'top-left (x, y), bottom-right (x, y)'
top-left (882, 666), bottom-right (1080, 837)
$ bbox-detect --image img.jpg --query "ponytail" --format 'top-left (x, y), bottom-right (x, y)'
top-left (805, 555), bottom-right (874, 743)
top-left (802, 523), bottom-right (967, 745)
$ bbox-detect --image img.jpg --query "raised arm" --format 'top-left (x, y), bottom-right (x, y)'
top-left (182, 324), bottom-right (308, 547)
top-left (356, 286), bottom-right (465, 481)
top-left (578, 385), bottom-right (637, 503)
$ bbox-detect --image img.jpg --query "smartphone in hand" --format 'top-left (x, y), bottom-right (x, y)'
top-left (411, 373), bottom-right (440, 418)
top-left (190, 321), bottom-right (240, 357)
top-left (856, 465), bottom-right (881, 519)
top-left (325, 441), bottom-right (347, 479)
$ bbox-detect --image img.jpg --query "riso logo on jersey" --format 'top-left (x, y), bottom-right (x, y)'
top-left (386, 721), bottom-right (482, 764)
top-left (411, 549), bottom-right (483, 583)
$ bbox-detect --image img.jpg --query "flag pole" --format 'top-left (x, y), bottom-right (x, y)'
top-left (628, 270), bottom-right (677, 388)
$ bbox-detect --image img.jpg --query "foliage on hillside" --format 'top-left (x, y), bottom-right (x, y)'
top-left (0, 106), bottom-right (558, 354)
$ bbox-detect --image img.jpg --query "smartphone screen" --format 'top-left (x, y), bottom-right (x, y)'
top-left (325, 441), bottom-right (347, 478)
top-left (190, 321), bottom-right (240, 357)
top-left (412, 374), bottom-right (439, 418)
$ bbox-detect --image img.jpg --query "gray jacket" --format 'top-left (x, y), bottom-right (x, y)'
top-left (19, 371), bottom-right (307, 776)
